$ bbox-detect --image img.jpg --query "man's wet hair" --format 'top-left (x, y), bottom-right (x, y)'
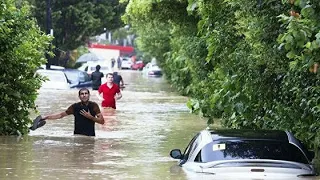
top-left (106, 73), bottom-right (113, 77)
top-left (78, 88), bottom-right (90, 96)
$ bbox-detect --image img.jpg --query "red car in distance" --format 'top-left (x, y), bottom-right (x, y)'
top-left (131, 61), bottom-right (145, 70)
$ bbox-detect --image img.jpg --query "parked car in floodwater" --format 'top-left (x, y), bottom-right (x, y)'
top-left (170, 129), bottom-right (317, 179)
top-left (36, 69), bottom-right (70, 90)
top-left (121, 57), bottom-right (132, 69)
top-left (62, 69), bottom-right (92, 88)
top-left (131, 60), bottom-right (145, 70)
top-left (142, 63), bottom-right (162, 77)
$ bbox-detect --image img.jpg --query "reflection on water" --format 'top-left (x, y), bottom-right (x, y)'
top-left (0, 71), bottom-right (207, 180)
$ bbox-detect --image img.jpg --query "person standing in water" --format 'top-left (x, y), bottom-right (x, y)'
top-left (98, 73), bottom-right (122, 109)
top-left (91, 65), bottom-right (104, 90)
top-left (117, 56), bottom-right (122, 70)
top-left (42, 88), bottom-right (104, 136)
top-left (113, 71), bottom-right (124, 87)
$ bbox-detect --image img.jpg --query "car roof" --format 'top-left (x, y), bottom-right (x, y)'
top-left (39, 65), bottom-right (65, 70)
top-left (207, 129), bottom-right (289, 142)
top-left (180, 129), bottom-right (314, 165)
top-left (36, 69), bottom-right (65, 74)
top-left (62, 69), bottom-right (85, 72)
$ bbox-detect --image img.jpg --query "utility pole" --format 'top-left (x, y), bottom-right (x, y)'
top-left (45, 0), bottom-right (52, 69)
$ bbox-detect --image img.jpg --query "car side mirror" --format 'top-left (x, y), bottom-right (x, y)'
top-left (170, 149), bottom-right (182, 159)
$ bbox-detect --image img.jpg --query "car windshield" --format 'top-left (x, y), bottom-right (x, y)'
top-left (200, 140), bottom-right (309, 164)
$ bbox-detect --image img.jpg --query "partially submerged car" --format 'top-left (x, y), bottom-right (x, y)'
top-left (121, 57), bottom-right (133, 69)
top-left (62, 69), bottom-right (92, 88)
top-left (36, 69), bottom-right (70, 90)
top-left (142, 63), bottom-right (162, 77)
top-left (170, 129), bottom-right (317, 179)
top-left (131, 60), bottom-right (145, 70)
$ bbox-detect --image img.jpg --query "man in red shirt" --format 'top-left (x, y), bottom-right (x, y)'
top-left (98, 73), bottom-right (122, 109)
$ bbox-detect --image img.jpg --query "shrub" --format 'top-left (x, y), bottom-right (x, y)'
top-left (0, 0), bottom-right (51, 135)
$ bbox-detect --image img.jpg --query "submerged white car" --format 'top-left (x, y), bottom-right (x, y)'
top-left (142, 63), bottom-right (162, 77)
top-left (170, 129), bottom-right (317, 179)
top-left (36, 69), bottom-right (70, 90)
top-left (121, 57), bottom-right (132, 69)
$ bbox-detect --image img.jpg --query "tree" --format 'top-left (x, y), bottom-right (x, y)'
top-left (29, 0), bottom-right (126, 51)
top-left (0, 0), bottom-right (52, 135)
top-left (28, 0), bottom-right (126, 65)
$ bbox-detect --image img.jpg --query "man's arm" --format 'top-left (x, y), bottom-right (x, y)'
top-left (96, 91), bottom-right (104, 101)
top-left (115, 91), bottom-right (122, 100)
top-left (43, 112), bottom-right (68, 120)
top-left (120, 76), bottom-right (124, 86)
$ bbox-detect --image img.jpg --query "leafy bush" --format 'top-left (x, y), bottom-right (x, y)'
top-left (124, 0), bottom-right (320, 150)
top-left (0, 0), bottom-right (51, 135)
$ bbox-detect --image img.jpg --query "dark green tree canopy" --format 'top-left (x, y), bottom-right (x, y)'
top-left (30, 0), bottom-right (126, 51)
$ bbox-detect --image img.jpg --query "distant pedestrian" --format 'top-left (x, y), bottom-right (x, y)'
top-left (111, 58), bottom-right (116, 68)
top-left (113, 71), bottom-right (124, 87)
top-left (117, 56), bottom-right (122, 70)
top-left (91, 65), bottom-right (104, 90)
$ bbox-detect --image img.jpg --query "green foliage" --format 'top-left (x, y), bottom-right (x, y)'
top-left (29, 0), bottom-right (126, 51)
top-left (0, 0), bottom-right (51, 135)
top-left (124, 0), bottom-right (320, 150)
top-left (275, 0), bottom-right (320, 147)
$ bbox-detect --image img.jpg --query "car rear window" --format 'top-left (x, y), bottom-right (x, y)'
top-left (200, 140), bottom-right (309, 164)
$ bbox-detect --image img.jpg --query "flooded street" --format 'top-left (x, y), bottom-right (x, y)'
top-left (0, 71), bottom-right (208, 180)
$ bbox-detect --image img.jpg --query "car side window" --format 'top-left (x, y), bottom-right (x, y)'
top-left (82, 72), bottom-right (90, 82)
top-left (195, 150), bottom-right (202, 162)
top-left (84, 66), bottom-right (88, 72)
top-left (182, 133), bottom-right (200, 163)
top-left (188, 135), bottom-right (202, 161)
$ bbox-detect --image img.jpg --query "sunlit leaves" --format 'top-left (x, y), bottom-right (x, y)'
top-left (276, 0), bottom-right (320, 148)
